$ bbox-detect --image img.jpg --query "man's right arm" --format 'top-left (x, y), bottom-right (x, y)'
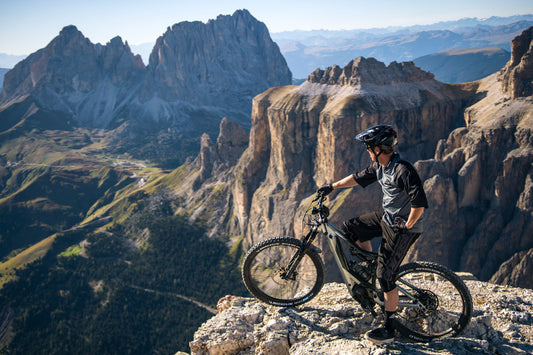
top-left (332, 163), bottom-right (378, 190)
top-left (332, 175), bottom-right (359, 190)
top-left (319, 164), bottom-right (376, 194)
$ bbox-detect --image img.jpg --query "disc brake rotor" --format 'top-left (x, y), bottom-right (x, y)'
top-left (271, 266), bottom-right (296, 285)
top-left (415, 289), bottom-right (439, 317)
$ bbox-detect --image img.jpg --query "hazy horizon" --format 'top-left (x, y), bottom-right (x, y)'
top-left (1, 0), bottom-right (533, 56)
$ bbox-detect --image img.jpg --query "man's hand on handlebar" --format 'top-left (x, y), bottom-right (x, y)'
top-left (317, 184), bottom-right (334, 196)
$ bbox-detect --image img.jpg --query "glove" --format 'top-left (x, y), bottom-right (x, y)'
top-left (394, 217), bottom-right (408, 231)
top-left (317, 184), bottom-right (334, 196)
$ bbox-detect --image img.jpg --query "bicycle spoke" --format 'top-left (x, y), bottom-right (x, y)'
top-left (243, 238), bottom-right (323, 305)
top-left (394, 264), bottom-right (471, 339)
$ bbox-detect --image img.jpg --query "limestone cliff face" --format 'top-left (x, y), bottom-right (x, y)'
top-left (226, 29), bottom-right (533, 288)
top-left (501, 26), bottom-right (533, 99)
top-left (177, 28), bottom-right (532, 289)
top-left (408, 27), bottom-right (533, 288)
top-left (234, 57), bottom-right (473, 252)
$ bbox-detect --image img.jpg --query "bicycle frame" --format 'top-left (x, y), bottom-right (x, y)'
top-left (321, 221), bottom-right (375, 291)
top-left (291, 194), bottom-right (426, 314)
top-left (243, 192), bottom-right (474, 340)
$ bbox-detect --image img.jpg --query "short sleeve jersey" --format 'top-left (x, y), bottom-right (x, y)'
top-left (352, 153), bottom-right (428, 233)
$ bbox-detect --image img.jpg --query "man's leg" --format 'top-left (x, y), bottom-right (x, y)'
top-left (356, 240), bottom-right (372, 252)
top-left (341, 211), bottom-right (383, 250)
top-left (384, 287), bottom-right (398, 312)
top-left (366, 225), bottom-right (420, 344)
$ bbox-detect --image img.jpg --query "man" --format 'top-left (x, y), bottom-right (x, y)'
top-left (318, 124), bottom-right (428, 344)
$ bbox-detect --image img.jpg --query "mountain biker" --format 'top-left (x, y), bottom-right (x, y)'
top-left (317, 124), bottom-right (428, 344)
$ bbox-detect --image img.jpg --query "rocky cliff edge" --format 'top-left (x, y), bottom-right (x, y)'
top-left (187, 279), bottom-right (533, 355)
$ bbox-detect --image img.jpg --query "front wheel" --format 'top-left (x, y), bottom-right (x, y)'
top-left (242, 237), bottom-right (324, 307)
top-left (394, 262), bottom-right (473, 341)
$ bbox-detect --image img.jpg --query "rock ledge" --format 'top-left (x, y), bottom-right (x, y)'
top-left (189, 281), bottom-right (533, 355)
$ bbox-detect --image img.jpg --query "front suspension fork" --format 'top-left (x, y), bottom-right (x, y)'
top-left (282, 228), bottom-right (319, 280)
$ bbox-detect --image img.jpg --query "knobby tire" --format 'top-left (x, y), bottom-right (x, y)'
top-left (394, 261), bottom-right (473, 341)
top-left (242, 237), bottom-right (324, 307)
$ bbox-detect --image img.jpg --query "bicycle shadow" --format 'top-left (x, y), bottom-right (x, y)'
top-left (280, 305), bottom-right (375, 340)
top-left (277, 305), bottom-right (533, 354)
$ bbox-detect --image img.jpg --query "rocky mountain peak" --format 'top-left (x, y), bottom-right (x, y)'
top-left (307, 57), bottom-right (435, 86)
top-left (141, 9), bottom-right (291, 112)
top-left (41, 25), bottom-right (96, 64)
top-left (0, 25), bottom-right (145, 123)
top-left (58, 24), bottom-right (84, 38)
top-left (500, 26), bottom-right (533, 98)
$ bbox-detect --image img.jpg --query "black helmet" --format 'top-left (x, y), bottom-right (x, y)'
top-left (355, 125), bottom-right (397, 150)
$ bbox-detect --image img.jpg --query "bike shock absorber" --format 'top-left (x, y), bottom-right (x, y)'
top-left (350, 260), bottom-right (372, 281)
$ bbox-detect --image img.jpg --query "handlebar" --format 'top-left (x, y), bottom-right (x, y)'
top-left (313, 191), bottom-right (327, 203)
top-left (310, 191), bottom-right (329, 222)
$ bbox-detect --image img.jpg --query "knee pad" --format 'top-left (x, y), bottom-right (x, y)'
top-left (379, 277), bottom-right (396, 293)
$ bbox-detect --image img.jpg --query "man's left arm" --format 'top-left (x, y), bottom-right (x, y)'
top-left (398, 162), bottom-right (429, 229)
top-left (406, 206), bottom-right (424, 230)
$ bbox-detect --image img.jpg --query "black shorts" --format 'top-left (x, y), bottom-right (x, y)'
top-left (342, 211), bottom-right (420, 292)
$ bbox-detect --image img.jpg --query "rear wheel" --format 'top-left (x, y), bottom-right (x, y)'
top-left (394, 262), bottom-right (473, 341)
top-left (242, 237), bottom-right (324, 307)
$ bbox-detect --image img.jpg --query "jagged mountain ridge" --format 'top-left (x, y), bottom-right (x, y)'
top-left (0, 10), bottom-right (291, 164)
top-left (0, 25), bottom-right (146, 128)
top-left (173, 27), bottom-right (533, 289)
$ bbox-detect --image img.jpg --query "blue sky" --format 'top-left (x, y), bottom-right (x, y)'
top-left (1, 0), bottom-right (532, 55)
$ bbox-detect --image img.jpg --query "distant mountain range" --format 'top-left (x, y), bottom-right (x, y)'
top-left (1, 15), bottom-right (531, 87)
top-left (414, 47), bottom-right (510, 83)
top-left (271, 15), bottom-right (533, 78)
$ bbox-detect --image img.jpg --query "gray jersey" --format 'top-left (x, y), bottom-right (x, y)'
top-left (352, 153), bottom-right (428, 233)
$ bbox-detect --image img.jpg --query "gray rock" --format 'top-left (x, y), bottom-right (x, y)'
top-left (0, 10), bottom-right (291, 142)
top-left (188, 281), bottom-right (533, 354)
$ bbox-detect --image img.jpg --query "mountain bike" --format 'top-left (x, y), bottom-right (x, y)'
top-left (242, 191), bottom-right (473, 342)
